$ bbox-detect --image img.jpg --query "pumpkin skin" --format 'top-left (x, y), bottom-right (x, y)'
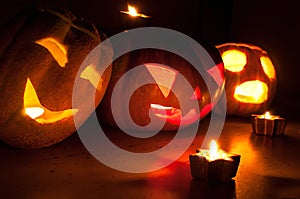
top-left (216, 43), bottom-right (277, 116)
top-left (0, 8), bottom-right (112, 149)
top-left (97, 47), bottom-right (224, 131)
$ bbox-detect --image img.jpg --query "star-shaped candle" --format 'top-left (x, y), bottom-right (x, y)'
top-left (251, 111), bottom-right (287, 136)
top-left (189, 140), bottom-right (240, 182)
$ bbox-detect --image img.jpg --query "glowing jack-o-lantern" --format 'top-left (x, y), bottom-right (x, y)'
top-left (97, 48), bottom-right (224, 131)
top-left (216, 43), bottom-right (277, 116)
top-left (0, 8), bottom-right (112, 148)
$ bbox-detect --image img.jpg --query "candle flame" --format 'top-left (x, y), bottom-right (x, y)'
top-left (128, 5), bottom-right (138, 17)
top-left (120, 4), bottom-right (151, 18)
top-left (259, 111), bottom-right (280, 119)
top-left (197, 140), bottom-right (232, 162)
top-left (208, 140), bottom-right (218, 159)
top-left (264, 111), bottom-right (271, 119)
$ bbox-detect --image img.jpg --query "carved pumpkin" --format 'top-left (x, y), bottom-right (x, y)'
top-left (216, 43), bottom-right (277, 116)
top-left (0, 8), bottom-right (112, 148)
top-left (97, 47), bottom-right (224, 131)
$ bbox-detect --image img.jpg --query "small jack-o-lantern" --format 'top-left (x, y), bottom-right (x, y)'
top-left (0, 8), bottom-right (112, 148)
top-left (216, 43), bottom-right (277, 116)
top-left (97, 48), bottom-right (224, 131)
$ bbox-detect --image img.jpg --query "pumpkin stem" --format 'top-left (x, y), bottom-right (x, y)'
top-left (38, 8), bottom-right (100, 42)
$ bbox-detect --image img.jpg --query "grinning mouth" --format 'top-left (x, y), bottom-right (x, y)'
top-left (150, 103), bottom-right (199, 125)
top-left (23, 78), bottom-right (78, 124)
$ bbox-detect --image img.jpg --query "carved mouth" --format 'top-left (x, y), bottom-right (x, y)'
top-left (23, 78), bottom-right (78, 124)
top-left (234, 80), bottom-right (268, 104)
top-left (150, 104), bottom-right (199, 125)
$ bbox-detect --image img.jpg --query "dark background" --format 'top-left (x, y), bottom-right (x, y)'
top-left (1, 0), bottom-right (299, 118)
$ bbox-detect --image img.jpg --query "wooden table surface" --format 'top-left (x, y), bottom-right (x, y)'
top-left (1, 116), bottom-right (300, 199)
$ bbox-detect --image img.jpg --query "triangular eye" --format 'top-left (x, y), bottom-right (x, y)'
top-left (260, 56), bottom-right (276, 79)
top-left (145, 63), bottom-right (178, 98)
top-left (191, 86), bottom-right (201, 100)
top-left (207, 63), bottom-right (224, 87)
top-left (35, 37), bottom-right (68, 67)
top-left (80, 64), bottom-right (102, 91)
top-left (221, 50), bottom-right (247, 72)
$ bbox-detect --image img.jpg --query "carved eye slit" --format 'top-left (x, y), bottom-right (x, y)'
top-left (145, 63), bottom-right (178, 98)
top-left (221, 50), bottom-right (247, 72)
top-left (260, 56), bottom-right (276, 79)
top-left (80, 64), bottom-right (103, 91)
top-left (36, 37), bottom-right (104, 90)
top-left (35, 37), bottom-right (68, 67)
top-left (191, 86), bottom-right (201, 100)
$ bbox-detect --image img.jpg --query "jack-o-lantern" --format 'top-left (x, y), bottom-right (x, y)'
top-left (216, 43), bottom-right (277, 116)
top-left (97, 47), bottom-right (224, 131)
top-left (0, 8), bottom-right (112, 148)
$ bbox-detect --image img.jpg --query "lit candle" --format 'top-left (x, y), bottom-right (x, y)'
top-left (251, 111), bottom-right (287, 136)
top-left (189, 140), bottom-right (240, 182)
top-left (196, 140), bottom-right (232, 161)
top-left (257, 111), bottom-right (280, 119)
top-left (119, 4), bottom-right (152, 29)
top-left (120, 4), bottom-right (151, 18)
top-left (263, 111), bottom-right (271, 119)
